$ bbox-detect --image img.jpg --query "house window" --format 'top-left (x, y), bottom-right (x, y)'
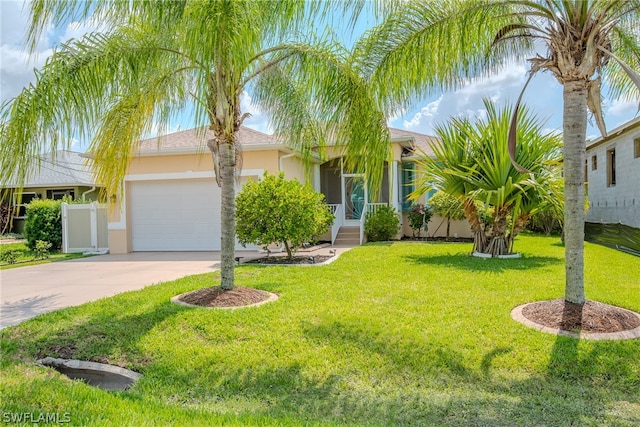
top-left (635, 138), bottom-right (640, 158)
top-left (607, 148), bottom-right (616, 187)
top-left (13, 192), bottom-right (39, 218)
top-left (46, 189), bottom-right (75, 200)
top-left (591, 155), bottom-right (597, 170)
top-left (401, 163), bottom-right (415, 211)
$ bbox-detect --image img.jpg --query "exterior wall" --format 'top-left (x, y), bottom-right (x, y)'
top-left (108, 150), bottom-right (283, 253)
top-left (401, 213), bottom-right (473, 239)
top-left (586, 124), bottom-right (640, 228)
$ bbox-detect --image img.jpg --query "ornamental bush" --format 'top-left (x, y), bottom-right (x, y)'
top-left (236, 172), bottom-right (334, 258)
top-left (407, 204), bottom-right (433, 237)
top-left (24, 199), bottom-right (62, 251)
top-left (364, 205), bottom-right (400, 242)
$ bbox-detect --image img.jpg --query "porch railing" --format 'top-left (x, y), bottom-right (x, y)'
top-left (359, 203), bottom-right (388, 244)
top-left (328, 204), bottom-right (343, 245)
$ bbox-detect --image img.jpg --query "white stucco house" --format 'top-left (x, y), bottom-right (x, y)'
top-left (585, 116), bottom-right (640, 229)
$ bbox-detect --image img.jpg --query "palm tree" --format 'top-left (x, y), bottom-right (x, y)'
top-left (356, 0), bottom-right (640, 304)
top-left (0, 1), bottom-right (389, 290)
top-left (414, 100), bottom-right (563, 256)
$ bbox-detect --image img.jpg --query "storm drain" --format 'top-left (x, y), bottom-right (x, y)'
top-left (38, 357), bottom-right (142, 391)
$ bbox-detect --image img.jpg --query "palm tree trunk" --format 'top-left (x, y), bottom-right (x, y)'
top-left (219, 141), bottom-right (236, 290)
top-left (562, 80), bottom-right (587, 304)
top-left (463, 199), bottom-right (486, 253)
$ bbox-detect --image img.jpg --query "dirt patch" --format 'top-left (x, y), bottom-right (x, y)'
top-left (245, 255), bottom-right (333, 265)
top-left (521, 299), bottom-right (640, 333)
top-left (177, 286), bottom-right (275, 308)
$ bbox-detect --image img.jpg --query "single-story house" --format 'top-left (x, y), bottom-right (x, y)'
top-left (107, 126), bottom-right (472, 254)
top-left (1, 150), bottom-right (100, 233)
top-left (586, 116), bottom-right (640, 229)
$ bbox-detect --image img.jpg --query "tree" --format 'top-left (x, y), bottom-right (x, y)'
top-left (414, 101), bottom-right (563, 256)
top-left (236, 172), bottom-right (333, 259)
top-left (356, 0), bottom-right (640, 303)
top-left (0, 1), bottom-right (389, 290)
top-left (427, 191), bottom-right (466, 239)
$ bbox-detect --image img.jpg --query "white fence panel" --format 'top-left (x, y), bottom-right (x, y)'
top-left (62, 202), bottom-right (109, 254)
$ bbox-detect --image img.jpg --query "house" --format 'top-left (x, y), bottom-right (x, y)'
top-left (106, 126), bottom-right (472, 254)
top-left (586, 116), bottom-right (640, 229)
top-left (1, 150), bottom-right (100, 233)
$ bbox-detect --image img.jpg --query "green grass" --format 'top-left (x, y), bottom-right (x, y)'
top-left (0, 242), bottom-right (86, 269)
top-left (1, 235), bottom-right (639, 426)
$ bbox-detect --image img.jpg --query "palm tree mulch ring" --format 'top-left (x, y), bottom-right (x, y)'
top-left (173, 286), bottom-right (278, 309)
top-left (513, 299), bottom-right (640, 340)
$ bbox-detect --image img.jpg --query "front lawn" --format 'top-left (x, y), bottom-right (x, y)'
top-left (0, 242), bottom-right (85, 269)
top-left (1, 235), bottom-right (639, 426)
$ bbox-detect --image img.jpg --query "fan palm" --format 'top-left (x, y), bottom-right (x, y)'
top-left (357, 0), bottom-right (640, 304)
top-left (0, 1), bottom-right (390, 290)
top-left (414, 101), bottom-right (563, 256)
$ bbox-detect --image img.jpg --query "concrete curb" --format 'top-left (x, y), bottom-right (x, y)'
top-left (511, 303), bottom-right (640, 340)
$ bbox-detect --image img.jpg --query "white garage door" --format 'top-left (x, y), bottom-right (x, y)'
top-left (130, 179), bottom-right (221, 251)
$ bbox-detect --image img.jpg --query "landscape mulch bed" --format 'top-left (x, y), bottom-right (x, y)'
top-left (522, 298), bottom-right (640, 333)
top-left (178, 286), bottom-right (274, 308)
top-left (244, 255), bottom-right (333, 265)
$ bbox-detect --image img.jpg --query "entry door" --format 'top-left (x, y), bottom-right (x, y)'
top-left (343, 174), bottom-right (366, 224)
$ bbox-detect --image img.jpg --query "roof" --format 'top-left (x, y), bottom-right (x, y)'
top-left (586, 116), bottom-right (640, 151)
top-left (3, 150), bottom-right (96, 188)
top-left (388, 127), bottom-right (439, 157)
top-left (137, 126), bottom-right (278, 154)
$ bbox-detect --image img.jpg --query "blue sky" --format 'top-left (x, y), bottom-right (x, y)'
top-left (1, 0), bottom-right (638, 151)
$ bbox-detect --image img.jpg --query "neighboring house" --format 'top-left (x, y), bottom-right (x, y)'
top-left (586, 117), bottom-right (640, 229)
top-left (1, 150), bottom-right (100, 233)
top-left (106, 126), bottom-right (472, 254)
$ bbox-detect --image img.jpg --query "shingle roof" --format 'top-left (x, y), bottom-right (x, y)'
top-left (137, 126), bottom-right (275, 153)
top-left (3, 150), bottom-right (96, 188)
top-left (388, 127), bottom-right (439, 157)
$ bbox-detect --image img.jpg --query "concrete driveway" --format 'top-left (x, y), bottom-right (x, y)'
top-left (0, 251), bottom-right (255, 329)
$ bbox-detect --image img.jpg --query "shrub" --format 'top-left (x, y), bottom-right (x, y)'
top-left (35, 240), bottom-right (53, 259)
top-left (365, 206), bottom-right (400, 242)
top-left (24, 199), bottom-right (62, 251)
top-left (1, 249), bottom-right (21, 264)
top-left (236, 172), bottom-right (334, 258)
top-left (407, 204), bottom-right (433, 237)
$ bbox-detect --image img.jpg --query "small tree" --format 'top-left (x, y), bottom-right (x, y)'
top-left (24, 199), bottom-right (62, 251)
top-left (236, 172), bottom-right (333, 259)
top-left (427, 191), bottom-right (466, 239)
top-left (365, 206), bottom-right (400, 242)
top-left (407, 204), bottom-right (433, 238)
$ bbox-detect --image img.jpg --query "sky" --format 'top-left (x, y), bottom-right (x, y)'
top-left (1, 0), bottom-right (638, 152)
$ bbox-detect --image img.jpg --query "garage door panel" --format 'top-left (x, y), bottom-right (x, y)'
top-left (130, 179), bottom-right (221, 251)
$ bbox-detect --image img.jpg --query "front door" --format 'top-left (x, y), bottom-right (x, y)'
top-left (343, 174), bottom-right (366, 225)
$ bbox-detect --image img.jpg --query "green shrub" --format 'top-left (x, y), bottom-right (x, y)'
top-left (35, 240), bottom-right (53, 259)
top-left (0, 249), bottom-right (21, 264)
top-left (407, 204), bottom-right (433, 237)
top-left (236, 172), bottom-right (334, 258)
top-left (365, 205), bottom-right (400, 242)
top-left (24, 199), bottom-right (62, 251)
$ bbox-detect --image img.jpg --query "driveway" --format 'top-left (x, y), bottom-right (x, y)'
top-left (0, 251), bottom-right (255, 329)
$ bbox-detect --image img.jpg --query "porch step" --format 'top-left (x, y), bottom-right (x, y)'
top-left (333, 226), bottom-right (360, 246)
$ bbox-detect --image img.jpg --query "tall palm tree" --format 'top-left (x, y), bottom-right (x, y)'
top-left (414, 100), bottom-right (563, 256)
top-left (0, 1), bottom-right (389, 290)
top-left (356, 0), bottom-right (640, 304)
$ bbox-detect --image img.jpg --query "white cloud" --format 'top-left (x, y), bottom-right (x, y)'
top-left (239, 90), bottom-right (271, 134)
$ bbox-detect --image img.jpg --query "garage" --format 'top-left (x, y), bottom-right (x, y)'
top-left (129, 179), bottom-right (221, 251)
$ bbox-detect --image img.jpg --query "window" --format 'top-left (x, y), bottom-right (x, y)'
top-left (607, 148), bottom-right (616, 187)
top-left (635, 138), bottom-right (640, 159)
top-left (401, 163), bottom-right (415, 211)
top-left (13, 192), bottom-right (39, 218)
top-left (46, 189), bottom-right (75, 200)
top-left (591, 155), bottom-right (597, 170)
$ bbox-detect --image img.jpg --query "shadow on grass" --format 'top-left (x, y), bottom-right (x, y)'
top-left (404, 253), bottom-right (562, 272)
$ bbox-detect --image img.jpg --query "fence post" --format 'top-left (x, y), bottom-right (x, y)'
top-left (61, 202), bottom-right (69, 253)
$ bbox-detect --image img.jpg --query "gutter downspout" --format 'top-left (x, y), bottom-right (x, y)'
top-left (81, 186), bottom-right (96, 202)
top-left (278, 153), bottom-right (296, 173)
